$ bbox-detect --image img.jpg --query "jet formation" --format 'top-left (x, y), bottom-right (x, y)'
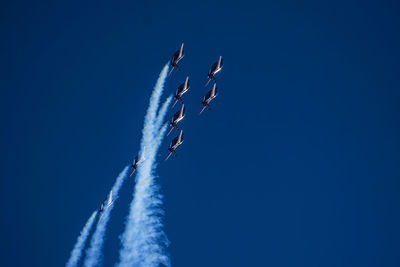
top-left (165, 43), bottom-right (224, 160)
top-left (96, 43), bottom-right (223, 210)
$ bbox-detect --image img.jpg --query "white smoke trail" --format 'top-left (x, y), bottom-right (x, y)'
top-left (155, 124), bottom-right (168, 148)
top-left (66, 211), bottom-right (97, 267)
top-left (118, 64), bottom-right (171, 267)
top-left (84, 167), bottom-right (129, 267)
top-left (142, 64), bottom-right (169, 147)
top-left (155, 96), bottom-right (172, 133)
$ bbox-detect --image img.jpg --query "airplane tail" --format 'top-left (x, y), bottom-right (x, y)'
top-left (205, 78), bottom-right (211, 87)
top-left (129, 168), bottom-right (136, 177)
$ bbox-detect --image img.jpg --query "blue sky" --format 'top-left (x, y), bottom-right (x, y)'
top-left (1, 0), bottom-right (400, 266)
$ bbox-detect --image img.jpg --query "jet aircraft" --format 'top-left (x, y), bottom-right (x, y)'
top-left (205, 56), bottom-right (223, 86)
top-left (168, 43), bottom-right (184, 77)
top-left (165, 130), bottom-right (184, 161)
top-left (129, 147), bottom-right (146, 177)
top-left (167, 104), bottom-right (186, 136)
top-left (172, 76), bottom-right (190, 108)
top-left (99, 190), bottom-right (113, 214)
top-left (200, 83), bottom-right (218, 114)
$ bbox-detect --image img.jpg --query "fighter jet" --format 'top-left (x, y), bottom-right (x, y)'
top-left (129, 147), bottom-right (146, 177)
top-left (171, 76), bottom-right (190, 108)
top-left (200, 83), bottom-right (218, 114)
top-left (167, 104), bottom-right (186, 136)
top-left (99, 190), bottom-right (113, 213)
top-left (168, 43), bottom-right (184, 77)
top-left (99, 197), bottom-right (107, 213)
top-left (205, 56), bottom-right (223, 86)
top-left (165, 130), bottom-right (184, 161)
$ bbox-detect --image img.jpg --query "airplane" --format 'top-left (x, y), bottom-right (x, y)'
top-left (205, 56), bottom-right (223, 86)
top-left (165, 130), bottom-right (184, 161)
top-left (129, 147), bottom-right (146, 177)
top-left (99, 190), bottom-right (113, 213)
top-left (99, 196), bottom-right (107, 213)
top-left (167, 104), bottom-right (186, 136)
top-left (168, 43), bottom-right (184, 77)
top-left (200, 83), bottom-right (218, 114)
top-left (171, 76), bottom-right (190, 108)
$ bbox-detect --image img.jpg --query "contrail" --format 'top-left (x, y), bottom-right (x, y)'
top-left (84, 167), bottom-right (129, 267)
top-left (155, 96), bottom-right (172, 133)
top-left (118, 64), bottom-right (171, 267)
top-left (143, 64), bottom-right (169, 142)
top-left (66, 211), bottom-right (97, 267)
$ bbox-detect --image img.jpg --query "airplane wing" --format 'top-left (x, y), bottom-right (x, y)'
top-left (205, 90), bottom-right (212, 100)
top-left (210, 62), bottom-right (218, 74)
top-left (176, 44), bottom-right (184, 63)
top-left (173, 111), bottom-right (180, 121)
top-left (179, 43), bottom-right (184, 58)
top-left (171, 50), bottom-right (179, 63)
top-left (171, 136), bottom-right (178, 146)
top-left (178, 130), bottom-right (183, 142)
top-left (106, 191), bottom-right (113, 207)
top-left (177, 82), bottom-right (184, 94)
top-left (212, 84), bottom-right (218, 96)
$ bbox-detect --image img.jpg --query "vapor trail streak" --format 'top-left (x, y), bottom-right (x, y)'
top-left (143, 64), bottom-right (169, 144)
top-left (66, 211), bottom-right (97, 267)
top-left (118, 64), bottom-right (171, 267)
top-left (83, 167), bottom-right (129, 267)
top-left (155, 96), bottom-right (172, 133)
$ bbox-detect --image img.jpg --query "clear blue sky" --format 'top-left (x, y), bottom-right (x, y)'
top-left (1, 0), bottom-right (399, 266)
